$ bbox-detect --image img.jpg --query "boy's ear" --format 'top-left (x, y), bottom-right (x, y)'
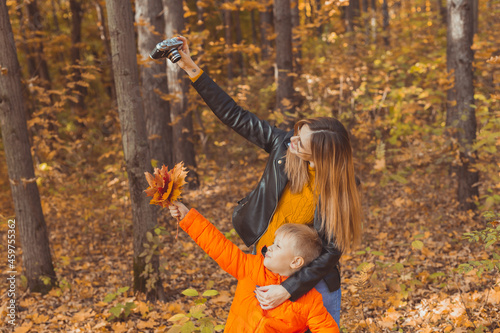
top-left (290, 256), bottom-right (305, 269)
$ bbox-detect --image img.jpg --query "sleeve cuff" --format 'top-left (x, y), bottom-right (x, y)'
top-left (190, 69), bottom-right (204, 83)
top-left (281, 279), bottom-right (298, 302)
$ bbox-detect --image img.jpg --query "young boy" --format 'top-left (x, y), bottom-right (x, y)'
top-left (169, 202), bottom-right (339, 333)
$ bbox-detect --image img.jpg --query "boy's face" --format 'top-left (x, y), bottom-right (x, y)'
top-left (263, 233), bottom-right (302, 276)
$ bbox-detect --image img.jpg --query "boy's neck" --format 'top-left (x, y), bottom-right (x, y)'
top-left (270, 267), bottom-right (300, 277)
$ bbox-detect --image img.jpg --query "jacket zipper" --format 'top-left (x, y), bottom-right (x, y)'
top-left (255, 276), bottom-right (283, 331)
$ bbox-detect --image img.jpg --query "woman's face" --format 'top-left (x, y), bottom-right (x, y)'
top-left (289, 124), bottom-right (313, 161)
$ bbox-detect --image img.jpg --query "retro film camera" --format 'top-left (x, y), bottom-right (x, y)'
top-left (149, 38), bottom-right (184, 63)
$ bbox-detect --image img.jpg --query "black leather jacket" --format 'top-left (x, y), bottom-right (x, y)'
top-left (192, 72), bottom-right (341, 301)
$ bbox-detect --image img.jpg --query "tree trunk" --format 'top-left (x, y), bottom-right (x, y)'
top-left (69, 0), bottom-right (86, 111)
top-left (164, 0), bottom-right (200, 189)
top-left (345, 0), bottom-right (354, 33)
top-left (259, 1), bottom-right (273, 62)
top-left (445, 1), bottom-right (455, 128)
top-left (250, 9), bottom-right (259, 63)
top-left (290, 0), bottom-right (302, 73)
top-left (233, 8), bottom-right (246, 76)
top-left (221, 0), bottom-right (234, 80)
top-left (351, 0), bottom-right (361, 22)
top-left (371, 0), bottom-right (377, 42)
top-left (50, 0), bottom-right (60, 32)
top-left (0, 0), bottom-right (56, 294)
top-left (274, 0), bottom-right (295, 123)
top-left (94, 0), bottom-right (116, 101)
top-left (346, 0), bottom-right (359, 52)
top-left (25, 0), bottom-right (51, 88)
top-left (382, 0), bottom-right (390, 46)
top-left (15, 1), bottom-right (37, 114)
top-left (105, 0), bottom-right (164, 301)
top-left (446, 0), bottom-right (479, 210)
top-left (136, 0), bottom-right (173, 168)
top-left (436, 0), bottom-right (447, 24)
top-left (315, 0), bottom-right (323, 35)
top-left (362, 0), bottom-right (369, 44)
top-left (472, 0), bottom-right (478, 35)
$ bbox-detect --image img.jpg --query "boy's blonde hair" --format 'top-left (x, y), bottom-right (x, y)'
top-left (275, 224), bottom-right (322, 266)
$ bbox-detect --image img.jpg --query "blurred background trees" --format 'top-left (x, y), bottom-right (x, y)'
top-left (0, 0), bottom-right (498, 298)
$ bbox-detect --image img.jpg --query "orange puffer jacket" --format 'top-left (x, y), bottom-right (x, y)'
top-left (180, 209), bottom-right (339, 333)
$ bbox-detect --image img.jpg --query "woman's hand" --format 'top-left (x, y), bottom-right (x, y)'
top-left (168, 202), bottom-right (189, 220)
top-left (175, 36), bottom-right (201, 78)
top-left (255, 285), bottom-right (291, 310)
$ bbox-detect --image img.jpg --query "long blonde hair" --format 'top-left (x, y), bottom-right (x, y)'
top-left (285, 117), bottom-right (362, 253)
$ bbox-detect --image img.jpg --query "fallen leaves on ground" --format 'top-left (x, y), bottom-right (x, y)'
top-left (0, 152), bottom-right (498, 332)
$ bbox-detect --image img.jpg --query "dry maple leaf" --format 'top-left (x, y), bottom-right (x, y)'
top-left (144, 162), bottom-right (188, 208)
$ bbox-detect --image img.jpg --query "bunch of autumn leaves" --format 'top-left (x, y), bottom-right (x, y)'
top-left (144, 162), bottom-right (188, 238)
top-left (144, 162), bottom-right (188, 208)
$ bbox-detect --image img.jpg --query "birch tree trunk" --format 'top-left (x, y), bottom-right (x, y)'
top-left (446, 0), bottom-right (479, 210)
top-left (105, 0), bottom-right (164, 300)
top-left (136, 0), bottom-right (173, 168)
top-left (0, 0), bottom-right (56, 294)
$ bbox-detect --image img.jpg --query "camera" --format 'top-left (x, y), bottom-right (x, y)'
top-left (149, 38), bottom-right (184, 63)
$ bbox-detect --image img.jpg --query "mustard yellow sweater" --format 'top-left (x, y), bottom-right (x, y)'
top-left (256, 166), bottom-right (316, 252)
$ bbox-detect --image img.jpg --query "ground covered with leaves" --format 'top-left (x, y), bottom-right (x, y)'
top-left (1, 143), bottom-right (499, 333)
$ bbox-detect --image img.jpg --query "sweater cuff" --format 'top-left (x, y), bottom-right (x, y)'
top-left (190, 69), bottom-right (204, 83)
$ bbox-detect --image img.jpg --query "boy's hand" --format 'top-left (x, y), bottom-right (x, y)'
top-left (168, 202), bottom-right (189, 220)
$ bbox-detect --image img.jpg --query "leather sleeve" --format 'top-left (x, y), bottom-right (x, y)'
top-left (192, 72), bottom-right (285, 153)
top-left (281, 241), bottom-right (341, 302)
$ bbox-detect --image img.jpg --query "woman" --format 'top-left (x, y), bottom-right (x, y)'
top-left (174, 36), bottom-right (362, 327)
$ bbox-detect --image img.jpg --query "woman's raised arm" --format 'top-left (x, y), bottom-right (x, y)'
top-left (174, 36), bottom-right (286, 153)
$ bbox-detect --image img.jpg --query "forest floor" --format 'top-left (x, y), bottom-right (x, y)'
top-left (1, 153), bottom-right (499, 333)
